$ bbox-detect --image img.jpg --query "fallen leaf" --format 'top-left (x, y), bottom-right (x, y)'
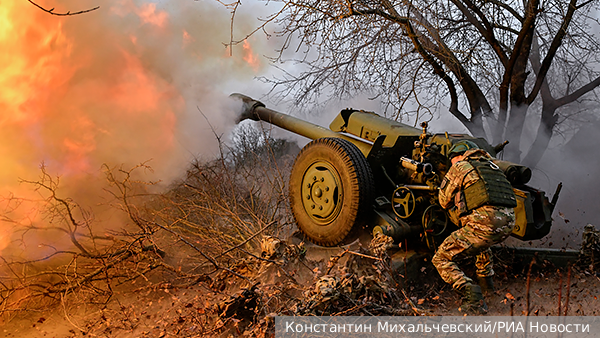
top-left (417, 299), bottom-right (425, 305)
top-left (505, 292), bottom-right (515, 300)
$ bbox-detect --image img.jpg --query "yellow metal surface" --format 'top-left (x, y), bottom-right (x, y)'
top-left (300, 161), bottom-right (343, 224)
top-left (329, 110), bottom-right (421, 147)
top-left (254, 107), bottom-right (373, 156)
top-left (512, 188), bottom-right (529, 237)
top-left (391, 186), bottom-right (416, 219)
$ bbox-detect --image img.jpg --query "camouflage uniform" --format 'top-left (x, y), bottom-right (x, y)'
top-left (432, 149), bottom-right (515, 289)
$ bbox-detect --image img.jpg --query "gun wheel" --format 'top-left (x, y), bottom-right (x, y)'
top-left (290, 138), bottom-right (374, 247)
top-left (392, 186), bottom-right (415, 219)
top-left (422, 204), bottom-right (448, 237)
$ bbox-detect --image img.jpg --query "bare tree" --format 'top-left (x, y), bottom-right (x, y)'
top-left (251, 0), bottom-right (600, 166)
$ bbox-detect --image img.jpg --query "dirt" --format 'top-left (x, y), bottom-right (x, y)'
top-left (424, 269), bottom-right (600, 316)
top-left (2, 240), bottom-right (600, 338)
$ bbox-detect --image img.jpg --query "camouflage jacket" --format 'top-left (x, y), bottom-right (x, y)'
top-left (438, 149), bottom-right (493, 214)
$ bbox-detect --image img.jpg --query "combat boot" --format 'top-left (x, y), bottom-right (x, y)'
top-left (458, 283), bottom-right (488, 314)
top-left (477, 276), bottom-right (495, 294)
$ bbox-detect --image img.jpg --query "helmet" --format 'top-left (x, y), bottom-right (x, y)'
top-left (448, 140), bottom-right (479, 158)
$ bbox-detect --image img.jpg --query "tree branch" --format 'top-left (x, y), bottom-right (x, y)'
top-left (488, 0), bottom-right (524, 21)
top-left (27, 0), bottom-right (99, 16)
top-left (555, 76), bottom-right (600, 107)
top-left (526, 0), bottom-right (579, 104)
top-left (401, 17), bottom-right (471, 127)
top-left (450, 0), bottom-right (508, 65)
top-left (495, 0), bottom-right (539, 143)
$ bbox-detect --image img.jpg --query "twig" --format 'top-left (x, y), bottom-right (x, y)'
top-left (557, 270), bottom-right (562, 316)
top-left (216, 221), bottom-right (276, 258)
top-left (27, 0), bottom-right (99, 16)
top-left (47, 251), bottom-right (134, 294)
top-left (340, 294), bottom-right (374, 316)
top-left (236, 247), bottom-right (295, 281)
top-left (151, 221), bottom-right (249, 282)
top-left (400, 288), bottom-right (423, 315)
top-left (525, 257), bottom-right (535, 316)
top-left (60, 292), bottom-right (91, 336)
top-left (564, 265), bottom-right (572, 316)
top-left (325, 249), bottom-right (349, 275)
top-left (333, 303), bottom-right (367, 316)
top-left (346, 250), bottom-right (382, 261)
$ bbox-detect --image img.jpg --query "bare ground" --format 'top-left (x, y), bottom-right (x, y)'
top-left (2, 239), bottom-right (599, 338)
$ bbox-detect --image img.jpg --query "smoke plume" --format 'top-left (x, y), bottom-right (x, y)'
top-left (0, 0), bottom-right (269, 253)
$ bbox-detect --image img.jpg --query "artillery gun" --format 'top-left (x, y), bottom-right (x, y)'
top-left (232, 93), bottom-right (562, 252)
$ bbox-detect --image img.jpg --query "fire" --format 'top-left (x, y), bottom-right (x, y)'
top-left (0, 0), bottom-right (269, 255)
top-left (243, 39), bottom-right (261, 72)
top-left (0, 2), bottom-right (75, 188)
top-left (136, 3), bottom-right (168, 28)
top-left (183, 29), bottom-right (193, 46)
top-left (0, 1), bottom-right (181, 253)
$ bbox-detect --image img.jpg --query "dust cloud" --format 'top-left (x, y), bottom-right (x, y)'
top-left (0, 0), bottom-right (270, 253)
top-left (525, 118), bottom-right (600, 248)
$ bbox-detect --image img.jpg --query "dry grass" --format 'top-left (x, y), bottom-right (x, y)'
top-left (0, 125), bottom-right (299, 334)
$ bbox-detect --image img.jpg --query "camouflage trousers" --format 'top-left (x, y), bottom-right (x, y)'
top-left (432, 205), bottom-right (515, 289)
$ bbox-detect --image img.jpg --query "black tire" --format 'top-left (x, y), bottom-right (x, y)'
top-left (289, 138), bottom-right (374, 246)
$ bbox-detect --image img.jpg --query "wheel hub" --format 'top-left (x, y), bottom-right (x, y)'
top-left (392, 186), bottom-right (415, 218)
top-left (301, 161), bottom-right (342, 224)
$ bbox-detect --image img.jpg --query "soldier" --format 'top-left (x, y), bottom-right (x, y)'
top-left (432, 140), bottom-right (517, 314)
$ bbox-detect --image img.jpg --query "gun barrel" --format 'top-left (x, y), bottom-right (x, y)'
top-left (492, 159), bottom-right (531, 185)
top-left (399, 157), bottom-right (433, 176)
top-left (231, 93), bottom-right (372, 155)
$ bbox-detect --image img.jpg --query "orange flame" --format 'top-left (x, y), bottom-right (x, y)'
top-left (0, 0), bottom-right (269, 255)
top-left (136, 3), bottom-right (168, 28)
top-left (0, 1), bottom-right (180, 253)
top-left (242, 39), bottom-right (261, 72)
top-left (182, 29), bottom-right (193, 46)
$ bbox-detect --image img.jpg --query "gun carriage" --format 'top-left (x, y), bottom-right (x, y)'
top-left (232, 93), bottom-right (562, 252)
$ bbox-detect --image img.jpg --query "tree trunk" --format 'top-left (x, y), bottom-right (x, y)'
top-left (504, 103), bottom-right (529, 162)
top-left (523, 104), bottom-right (557, 168)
